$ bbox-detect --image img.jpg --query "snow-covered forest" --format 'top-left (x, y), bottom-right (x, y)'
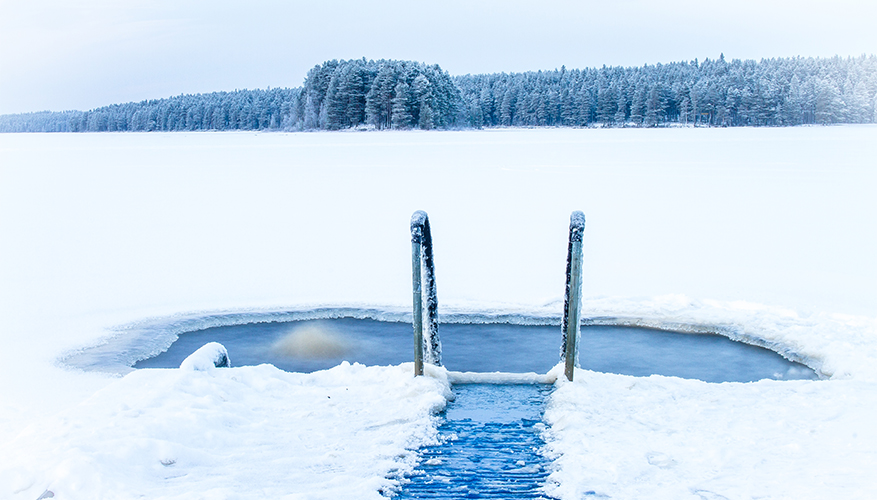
top-left (2, 55), bottom-right (876, 132)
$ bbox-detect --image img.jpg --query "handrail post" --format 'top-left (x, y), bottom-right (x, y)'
top-left (562, 211), bottom-right (586, 381)
top-left (411, 211), bottom-right (442, 376)
top-left (412, 235), bottom-right (424, 376)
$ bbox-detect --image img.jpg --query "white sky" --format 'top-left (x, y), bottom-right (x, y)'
top-left (1, 0), bottom-right (875, 115)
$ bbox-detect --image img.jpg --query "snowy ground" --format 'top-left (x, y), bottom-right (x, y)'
top-left (1, 127), bottom-right (875, 499)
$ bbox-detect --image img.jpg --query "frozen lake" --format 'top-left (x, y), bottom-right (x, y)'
top-left (1, 127), bottom-right (875, 500)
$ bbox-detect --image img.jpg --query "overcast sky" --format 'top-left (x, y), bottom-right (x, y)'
top-left (1, 0), bottom-right (875, 115)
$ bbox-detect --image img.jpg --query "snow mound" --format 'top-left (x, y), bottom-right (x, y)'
top-left (179, 342), bottom-right (230, 371)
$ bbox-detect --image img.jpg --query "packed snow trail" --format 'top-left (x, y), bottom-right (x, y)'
top-left (399, 384), bottom-right (554, 499)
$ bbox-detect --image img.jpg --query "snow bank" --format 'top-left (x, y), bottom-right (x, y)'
top-left (0, 362), bottom-right (451, 500)
top-left (537, 294), bottom-right (877, 499)
top-left (542, 367), bottom-right (877, 500)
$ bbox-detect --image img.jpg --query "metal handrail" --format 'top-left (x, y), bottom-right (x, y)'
top-left (411, 211), bottom-right (442, 375)
top-left (410, 210), bottom-right (583, 380)
top-left (561, 211), bottom-right (586, 381)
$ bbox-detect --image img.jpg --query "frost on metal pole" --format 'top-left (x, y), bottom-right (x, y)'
top-left (411, 211), bottom-right (442, 376)
top-left (561, 211), bottom-right (585, 381)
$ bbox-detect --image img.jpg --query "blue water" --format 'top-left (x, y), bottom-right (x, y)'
top-left (134, 318), bottom-right (816, 383)
top-left (398, 384), bottom-right (552, 499)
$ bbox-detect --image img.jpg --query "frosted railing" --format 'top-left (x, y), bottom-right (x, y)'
top-left (561, 211), bottom-right (586, 381)
top-left (410, 210), bottom-right (583, 380)
top-left (411, 211), bottom-right (442, 376)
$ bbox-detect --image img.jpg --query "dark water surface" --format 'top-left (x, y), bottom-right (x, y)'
top-left (134, 318), bottom-right (815, 383)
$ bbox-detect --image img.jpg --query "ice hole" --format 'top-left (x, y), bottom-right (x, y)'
top-left (133, 318), bottom-right (817, 383)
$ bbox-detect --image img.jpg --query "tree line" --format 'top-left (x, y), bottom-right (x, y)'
top-left (2, 55), bottom-right (875, 133)
top-left (456, 54), bottom-right (877, 127)
top-left (0, 88), bottom-right (298, 133)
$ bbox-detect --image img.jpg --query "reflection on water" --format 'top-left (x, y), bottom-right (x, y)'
top-left (134, 318), bottom-right (817, 383)
top-left (271, 323), bottom-right (352, 359)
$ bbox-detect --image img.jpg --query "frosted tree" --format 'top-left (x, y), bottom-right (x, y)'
top-left (5, 55), bottom-right (877, 133)
top-left (345, 63), bottom-right (368, 127)
top-left (419, 103), bottom-right (434, 130)
top-left (500, 88), bottom-right (516, 125)
top-left (783, 75), bottom-right (804, 125)
top-left (366, 65), bottom-right (395, 129)
top-left (644, 86), bottom-right (665, 126)
top-left (614, 93), bottom-right (627, 125)
top-left (849, 80), bottom-right (870, 122)
top-left (815, 79), bottom-right (842, 124)
top-left (391, 82), bottom-right (413, 129)
top-left (596, 76), bottom-right (615, 125)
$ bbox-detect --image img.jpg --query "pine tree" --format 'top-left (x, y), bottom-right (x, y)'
top-left (303, 94), bottom-right (319, 129)
top-left (679, 97), bottom-right (691, 125)
top-left (419, 103), bottom-right (434, 130)
top-left (500, 88), bottom-right (516, 125)
top-left (391, 82), bottom-right (413, 129)
top-left (596, 75), bottom-right (615, 125)
top-left (614, 93), bottom-right (627, 125)
top-left (365, 64), bottom-right (395, 129)
top-left (346, 64), bottom-right (368, 127)
top-left (630, 86), bottom-right (646, 125)
top-left (644, 86), bottom-right (665, 126)
top-left (815, 79), bottom-right (842, 124)
top-left (783, 74), bottom-right (804, 125)
top-left (324, 70), bottom-right (347, 130)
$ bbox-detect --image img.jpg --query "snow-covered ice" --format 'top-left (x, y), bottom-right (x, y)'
top-left (1, 126), bottom-right (875, 499)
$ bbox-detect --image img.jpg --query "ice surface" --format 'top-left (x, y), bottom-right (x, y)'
top-left (1, 127), bottom-right (876, 498)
